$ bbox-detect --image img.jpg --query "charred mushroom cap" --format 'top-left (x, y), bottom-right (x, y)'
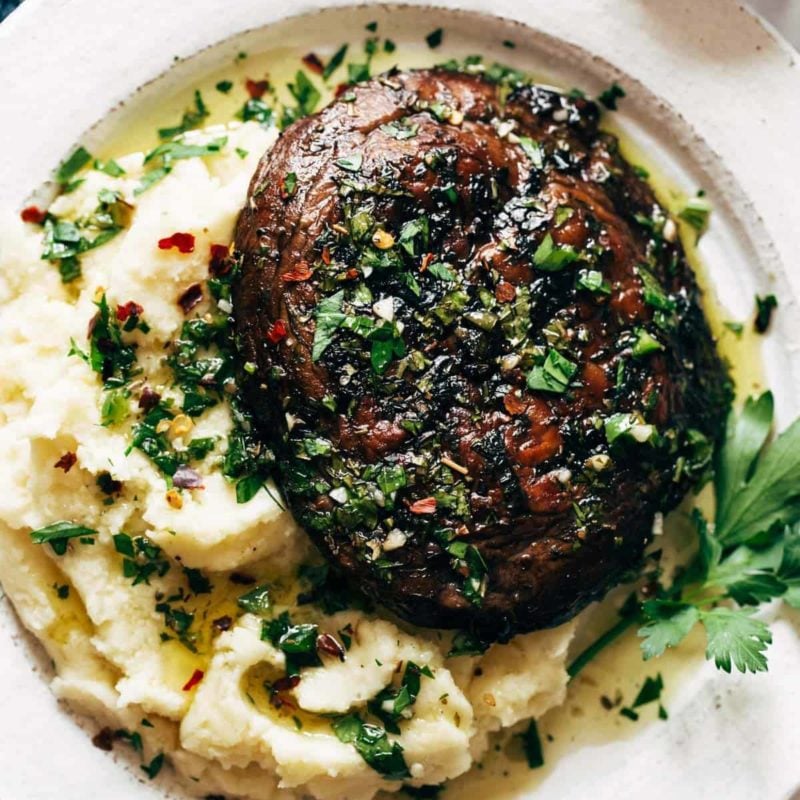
top-left (233, 68), bottom-right (731, 640)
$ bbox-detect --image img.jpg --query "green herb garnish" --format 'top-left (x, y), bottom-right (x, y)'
top-left (754, 293), bottom-right (777, 334)
top-left (332, 714), bottom-right (410, 780)
top-left (323, 44), bottom-right (349, 80)
top-left (532, 233), bottom-right (579, 271)
top-left (30, 521), bottom-right (96, 555)
top-left (158, 90), bottom-right (209, 139)
top-left (598, 82), bottom-right (626, 110)
top-left (527, 349), bottom-right (578, 394)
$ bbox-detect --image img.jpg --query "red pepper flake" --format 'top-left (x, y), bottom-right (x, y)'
top-left (20, 205), bottom-right (47, 225)
top-left (138, 387), bottom-right (162, 412)
top-left (409, 497), bottom-right (437, 515)
top-left (245, 78), bottom-right (270, 99)
top-left (182, 669), bottom-right (204, 692)
top-left (316, 633), bottom-right (346, 661)
top-left (334, 83), bottom-right (349, 98)
top-left (266, 319), bottom-right (288, 344)
top-left (344, 268), bottom-right (359, 281)
top-left (281, 262), bottom-right (313, 283)
top-left (301, 53), bottom-right (325, 75)
top-left (420, 252), bottom-right (434, 272)
top-left (270, 674), bottom-right (301, 709)
top-left (321, 247), bottom-right (332, 265)
top-left (495, 282), bottom-right (516, 303)
top-left (115, 300), bottom-right (144, 322)
top-left (209, 243), bottom-right (231, 276)
top-left (177, 283), bottom-right (203, 314)
top-left (158, 232), bottom-right (195, 254)
top-left (503, 391), bottom-right (525, 416)
top-left (54, 452), bottom-right (77, 473)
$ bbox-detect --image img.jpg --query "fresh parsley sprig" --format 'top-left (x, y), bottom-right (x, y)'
top-left (570, 391), bottom-right (800, 677)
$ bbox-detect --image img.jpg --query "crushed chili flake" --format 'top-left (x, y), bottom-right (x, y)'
top-left (409, 497), bottom-right (437, 515)
top-left (212, 615), bottom-right (233, 633)
top-left (182, 669), bottom-right (205, 691)
top-left (503, 391), bottom-right (525, 416)
top-left (245, 78), bottom-right (270, 99)
top-left (158, 232), bottom-right (195, 254)
top-left (316, 633), bottom-right (346, 661)
top-left (271, 674), bottom-right (301, 709)
top-left (420, 252), bottom-right (434, 272)
top-left (116, 300), bottom-right (144, 322)
top-left (208, 243), bottom-right (231, 277)
top-left (495, 282), bottom-right (516, 303)
top-left (301, 53), bottom-right (325, 75)
top-left (266, 319), bottom-right (288, 344)
top-left (138, 387), bottom-right (162, 411)
top-left (334, 83), bottom-right (349, 98)
top-left (177, 283), bottom-right (203, 313)
top-left (173, 465), bottom-right (204, 490)
top-left (20, 205), bottom-right (47, 225)
top-left (54, 452), bottom-right (77, 473)
top-left (344, 268), bottom-right (359, 281)
top-left (281, 262), bottom-right (313, 283)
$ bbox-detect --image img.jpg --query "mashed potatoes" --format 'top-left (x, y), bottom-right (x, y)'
top-left (0, 121), bottom-right (573, 799)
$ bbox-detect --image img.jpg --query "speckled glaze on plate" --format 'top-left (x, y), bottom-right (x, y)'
top-left (0, 1), bottom-right (798, 798)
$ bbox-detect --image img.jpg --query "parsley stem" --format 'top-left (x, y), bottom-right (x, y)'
top-left (567, 613), bottom-right (638, 680)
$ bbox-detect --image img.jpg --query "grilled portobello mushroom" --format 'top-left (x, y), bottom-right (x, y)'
top-left (233, 68), bottom-right (731, 640)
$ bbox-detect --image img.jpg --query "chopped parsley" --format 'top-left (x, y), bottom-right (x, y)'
top-left (30, 521), bottom-right (96, 556)
top-left (447, 630), bottom-right (489, 657)
top-left (368, 661), bottom-right (434, 732)
top-left (323, 44), bottom-right (349, 80)
top-left (261, 611), bottom-right (321, 676)
top-left (532, 233), bottom-right (579, 271)
top-left (425, 28), bottom-right (444, 49)
top-left (678, 194), bottom-right (712, 236)
top-left (237, 584), bottom-right (272, 615)
top-left (113, 533), bottom-right (171, 585)
top-left (520, 720), bottom-right (544, 768)
top-left (42, 190), bottom-right (131, 282)
top-left (754, 293), bottom-right (777, 334)
top-left (597, 82), bottom-right (626, 110)
top-left (158, 90), bottom-right (209, 139)
top-left (332, 714), bottom-right (410, 780)
top-left (56, 146), bottom-right (92, 185)
top-left (527, 349), bottom-right (578, 394)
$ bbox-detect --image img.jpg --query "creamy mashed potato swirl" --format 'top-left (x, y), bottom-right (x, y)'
top-left (0, 122), bottom-right (573, 800)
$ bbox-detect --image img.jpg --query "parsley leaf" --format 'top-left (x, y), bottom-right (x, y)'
top-left (158, 90), bottom-right (209, 139)
top-left (598, 82), bottom-right (625, 110)
top-left (323, 44), bottom-right (348, 80)
top-left (638, 603), bottom-right (699, 660)
top-left (754, 293), bottom-right (778, 334)
top-left (532, 233), bottom-right (579, 271)
top-left (715, 397), bottom-right (800, 545)
top-left (30, 521), bottom-right (97, 555)
top-left (332, 714), bottom-right (410, 780)
top-left (527, 349), bottom-right (578, 394)
top-left (520, 720), bottom-right (544, 768)
top-left (702, 607), bottom-right (771, 674)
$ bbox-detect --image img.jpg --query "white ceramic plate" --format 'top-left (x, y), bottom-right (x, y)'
top-left (1, 1), bottom-right (799, 798)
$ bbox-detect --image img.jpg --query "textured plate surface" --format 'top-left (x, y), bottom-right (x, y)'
top-left (0, 1), bottom-right (798, 798)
